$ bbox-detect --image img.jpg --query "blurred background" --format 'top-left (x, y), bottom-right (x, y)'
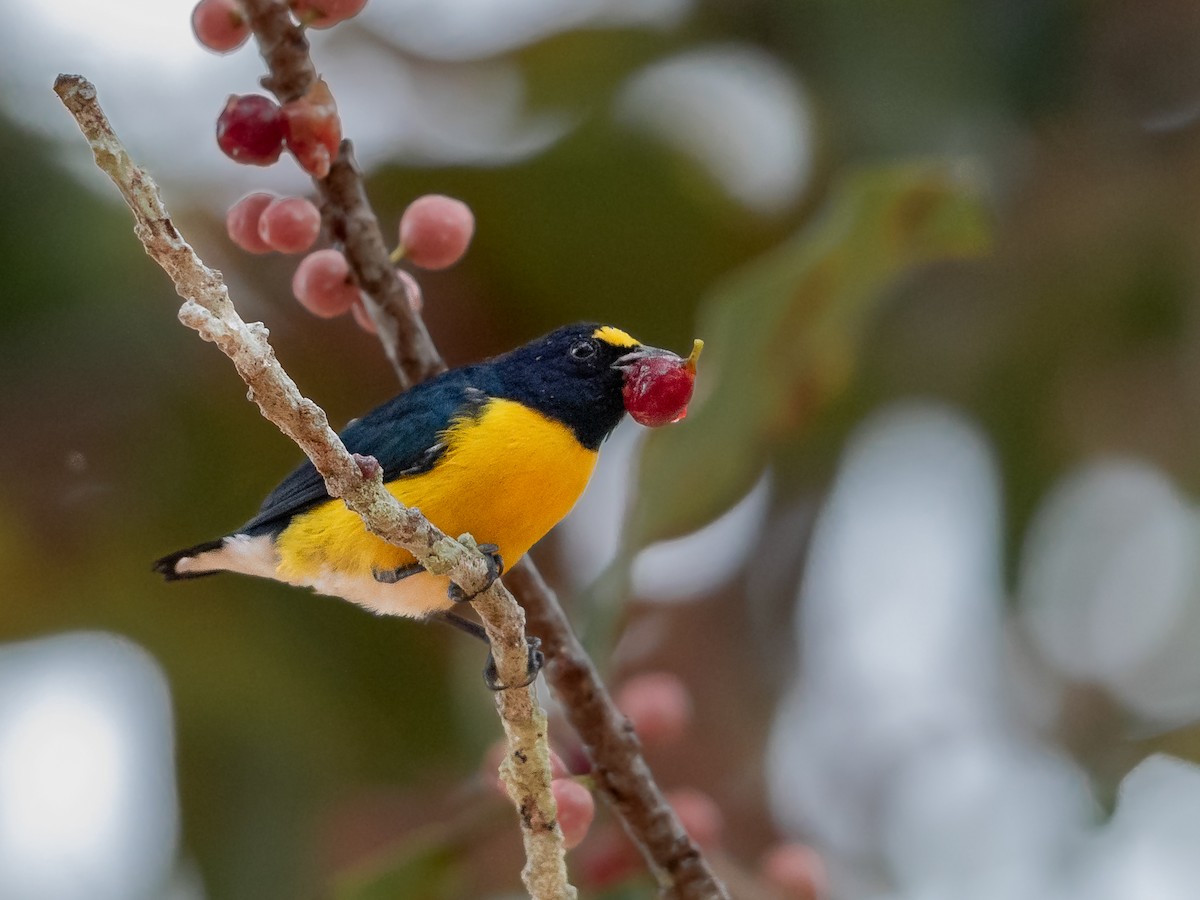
top-left (5, 0), bottom-right (1200, 897)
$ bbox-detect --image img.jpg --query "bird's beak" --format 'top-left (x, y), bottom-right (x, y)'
top-left (613, 345), bottom-right (679, 374)
top-left (613, 340), bottom-right (703, 375)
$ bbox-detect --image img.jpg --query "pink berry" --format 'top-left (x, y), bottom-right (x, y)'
top-left (397, 194), bottom-right (474, 270)
top-left (667, 788), bottom-right (723, 851)
top-left (621, 341), bottom-right (702, 427)
top-left (395, 268), bottom-right (424, 312)
top-left (578, 829), bottom-right (641, 888)
top-left (225, 192), bottom-right (276, 254)
top-left (192, 0), bottom-right (250, 52)
top-left (615, 672), bottom-right (692, 747)
top-left (552, 779), bottom-right (595, 850)
top-left (258, 196), bottom-right (321, 254)
top-left (350, 300), bottom-right (377, 334)
top-left (351, 272), bottom-right (423, 334)
top-left (292, 249), bottom-right (358, 318)
top-left (217, 94), bottom-right (286, 166)
top-left (761, 843), bottom-right (827, 900)
top-left (291, 0), bottom-right (367, 28)
top-left (282, 79), bottom-right (341, 179)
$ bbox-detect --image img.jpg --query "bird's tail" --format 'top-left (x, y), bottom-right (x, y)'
top-left (153, 539), bottom-right (228, 581)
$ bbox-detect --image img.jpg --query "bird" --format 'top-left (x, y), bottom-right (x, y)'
top-left (153, 323), bottom-right (678, 666)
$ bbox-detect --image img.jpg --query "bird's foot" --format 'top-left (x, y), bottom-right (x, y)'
top-left (373, 561), bottom-right (425, 584)
top-left (484, 635), bottom-right (544, 692)
top-left (447, 543), bottom-right (504, 602)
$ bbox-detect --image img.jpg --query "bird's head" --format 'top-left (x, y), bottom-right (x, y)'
top-left (493, 323), bottom-right (699, 449)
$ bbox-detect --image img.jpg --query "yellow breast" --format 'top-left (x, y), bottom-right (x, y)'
top-left (274, 399), bottom-right (599, 587)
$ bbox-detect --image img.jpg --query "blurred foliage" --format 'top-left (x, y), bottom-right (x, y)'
top-left (336, 827), bottom-right (466, 900)
top-left (7, 0), bottom-right (1200, 897)
top-left (628, 162), bottom-right (991, 549)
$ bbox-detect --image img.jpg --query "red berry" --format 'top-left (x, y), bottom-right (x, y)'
top-left (290, 0), bottom-right (367, 28)
top-left (760, 843), bottom-right (827, 900)
top-left (192, 0), bottom-right (250, 52)
top-left (667, 788), bottom-right (723, 851)
top-left (397, 194), bottom-right (474, 270)
top-left (225, 192), bottom-right (276, 254)
top-left (615, 672), bottom-right (692, 747)
top-left (552, 778), bottom-right (595, 850)
top-left (217, 95), bottom-right (286, 166)
top-left (292, 249), bottom-right (358, 317)
top-left (258, 196), bottom-right (321, 254)
top-left (621, 341), bottom-right (702, 427)
top-left (282, 79), bottom-right (341, 179)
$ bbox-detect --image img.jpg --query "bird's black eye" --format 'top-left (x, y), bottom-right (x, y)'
top-left (570, 340), bottom-right (597, 361)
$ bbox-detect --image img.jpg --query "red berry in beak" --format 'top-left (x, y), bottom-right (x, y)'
top-left (621, 339), bottom-right (702, 427)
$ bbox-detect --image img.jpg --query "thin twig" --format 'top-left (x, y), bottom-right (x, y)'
top-left (53, 73), bottom-right (573, 900)
top-left (230, 4), bottom-right (730, 897)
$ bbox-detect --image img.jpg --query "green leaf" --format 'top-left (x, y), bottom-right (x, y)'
top-left (624, 162), bottom-right (992, 548)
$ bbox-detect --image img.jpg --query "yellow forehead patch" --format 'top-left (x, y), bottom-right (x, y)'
top-left (592, 326), bottom-right (640, 348)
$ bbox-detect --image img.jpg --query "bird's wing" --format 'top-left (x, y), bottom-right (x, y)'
top-left (240, 370), bottom-right (488, 535)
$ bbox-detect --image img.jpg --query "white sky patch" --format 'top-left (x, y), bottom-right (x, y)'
top-left (1019, 460), bottom-right (1200, 725)
top-left (363, 0), bottom-right (690, 62)
top-left (559, 419), bottom-right (769, 601)
top-left (631, 472), bottom-right (770, 601)
top-left (559, 418), bottom-right (642, 588)
top-left (0, 0), bottom-right (596, 202)
top-left (1067, 756), bottom-right (1200, 900)
top-left (615, 44), bottom-right (813, 215)
top-left (0, 633), bottom-right (179, 900)
top-left (767, 403), bottom-right (1006, 855)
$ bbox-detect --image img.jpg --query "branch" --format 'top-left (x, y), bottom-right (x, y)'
top-left (53, 73), bottom-right (573, 900)
top-left (231, 4), bottom-right (731, 897)
top-left (507, 565), bottom-right (724, 897)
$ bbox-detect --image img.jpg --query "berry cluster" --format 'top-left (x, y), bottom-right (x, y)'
top-left (192, 0), bottom-right (367, 53)
top-left (212, 78), bottom-right (341, 176)
top-left (194, 0), bottom-right (474, 330)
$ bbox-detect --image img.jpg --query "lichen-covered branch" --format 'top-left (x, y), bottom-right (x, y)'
top-left (53, 73), bottom-right (573, 900)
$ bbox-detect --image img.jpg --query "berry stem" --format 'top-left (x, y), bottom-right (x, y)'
top-left (388, 243), bottom-right (406, 264)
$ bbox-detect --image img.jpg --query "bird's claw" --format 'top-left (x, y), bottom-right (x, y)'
top-left (372, 561), bottom-right (424, 584)
top-left (447, 543), bottom-right (504, 603)
top-left (483, 635), bottom-right (544, 691)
